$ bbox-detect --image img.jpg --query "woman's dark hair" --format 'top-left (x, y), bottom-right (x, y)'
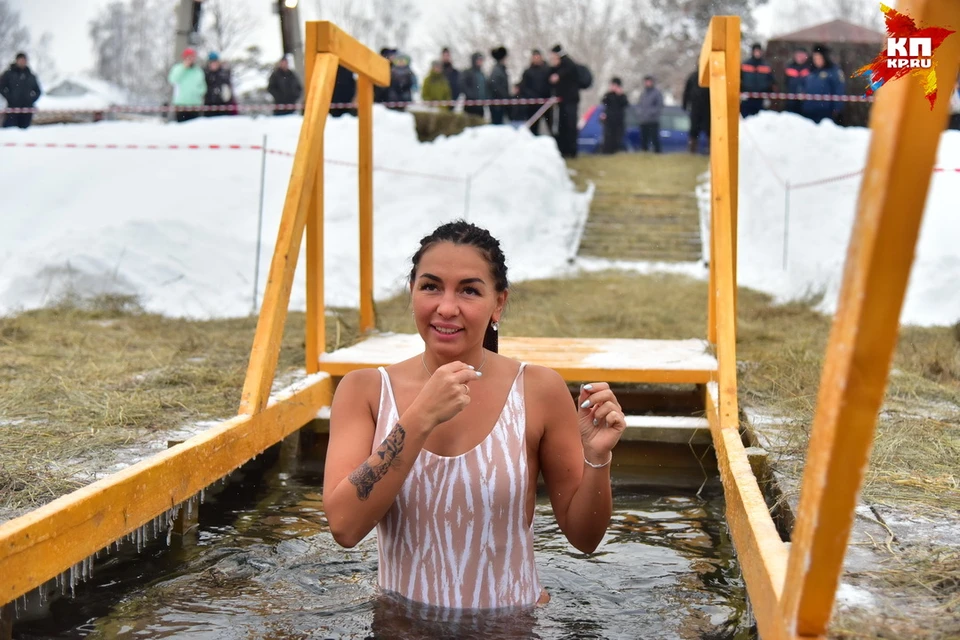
top-left (409, 220), bottom-right (508, 353)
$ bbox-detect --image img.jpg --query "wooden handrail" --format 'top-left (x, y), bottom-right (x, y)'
top-left (239, 53), bottom-right (339, 415)
top-left (0, 374), bottom-right (333, 603)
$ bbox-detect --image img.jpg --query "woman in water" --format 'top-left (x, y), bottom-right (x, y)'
top-left (323, 220), bottom-right (626, 610)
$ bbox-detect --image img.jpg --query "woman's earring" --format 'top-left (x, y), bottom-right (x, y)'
top-left (492, 321), bottom-right (499, 331)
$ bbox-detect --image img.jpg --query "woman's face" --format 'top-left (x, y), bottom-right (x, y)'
top-left (813, 52), bottom-right (825, 68)
top-left (411, 242), bottom-right (506, 356)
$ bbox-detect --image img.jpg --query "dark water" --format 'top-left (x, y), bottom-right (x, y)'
top-left (14, 455), bottom-right (752, 640)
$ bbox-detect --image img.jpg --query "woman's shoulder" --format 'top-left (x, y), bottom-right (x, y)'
top-left (521, 363), bottom-right (568, 397)
top-left (334, 367), bottom-right (383, 402)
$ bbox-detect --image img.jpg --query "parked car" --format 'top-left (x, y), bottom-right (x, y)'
top-left (577, 104), bottom-right (704, 154)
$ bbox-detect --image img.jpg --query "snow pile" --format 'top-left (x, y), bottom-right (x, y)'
top-left (0, 109), bottom-right (590, 318)
top-left (719, 111), bottom-right (960, 327)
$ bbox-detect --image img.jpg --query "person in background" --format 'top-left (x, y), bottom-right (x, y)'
top-left (268, 56), bottom-right (302, 116)
top-left (168, 47), bottom-right (207, 122)
top-left (548, 44), bottom-right (581, 158)
top-left (521, 49), bottom-right (552, 135)
top-left (0, 52), bottom-right (41, 129)
top-left (509, 82), bottom-right (527, 123)
top-left (375, 48), bottom-right (396, 103)
top-left (441, 48), bottom-right (460, 103)
top-left (421, 60), bottom-right (452, 110)
top-left (331, 65), bottom-right (357, 117)
top-left (800, 44), bottom-right (846, 124)
top-left (488, 46), bottom-right (510, 125)
top-left (600, 77), bottom-right (628, 154)
top-left (203, 52), bottom-right (236, 116)
top-left (947, 75), bottom-right (960, 130)
top-left (637, 75), bottom-right (664, 153)
top-left (682, 68), bottom-right (710, 153)
top-left (783, 47), bottom-right (811, 115)
top-left (461, 52), bottom-right (487, 119)
top-left (740, 43), bottom-right (774, 118)
top-left (387, 53), bottom-right (416, 111)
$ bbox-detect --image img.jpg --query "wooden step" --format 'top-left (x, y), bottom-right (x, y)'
top-left (318, 333), bottom-right (717, 384)
top-left (621, 415), bottom-right (711, 445)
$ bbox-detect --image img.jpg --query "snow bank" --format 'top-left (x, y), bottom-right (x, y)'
top-left (715, 111), bottom-right (960, 327)
top-left (0, 108), bottom-right (590, 318)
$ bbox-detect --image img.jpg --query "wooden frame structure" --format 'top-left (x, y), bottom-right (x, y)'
top-left (701, 4), bottom-right (960, 638)
top-left (2, 4), bottom-right (958, 637)
top-left (0, 22), bottom-right (389, 609)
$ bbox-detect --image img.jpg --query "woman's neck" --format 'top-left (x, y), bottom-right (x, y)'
top-left (422, 348), bottom-right (487, 374)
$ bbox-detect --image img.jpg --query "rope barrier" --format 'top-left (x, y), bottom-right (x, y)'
top-left (1, 97), bottom-right (555, 116)
top-left (739, 92), bottom-right (874, 103)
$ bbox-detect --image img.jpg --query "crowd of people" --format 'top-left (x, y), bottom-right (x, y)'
top-left (740, 42), bottom-right (848, 123)
top-left (5, 42), bottom-right (960, 141)
top-left (367, 45), bottom-right (591, 158)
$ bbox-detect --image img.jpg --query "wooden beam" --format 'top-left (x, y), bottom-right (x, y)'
top-left (358, 74), bottom-right (376, 334)
top-left (0, 374), bottom-right (333, 604)
top-left (305, 23), bottom-right (325, 374)
top-left (709, 50), bottom-right (739, 427)
top-left (781, 2), bottom-right (960, 636)
top-left (723, 18), bottom-right (741, 322)
top-left (706, 386), bottom-right (789, 640)
top-left (314, 21), bottom-right (390, 87)
top-left (239, 54), bottom-right (338, 415)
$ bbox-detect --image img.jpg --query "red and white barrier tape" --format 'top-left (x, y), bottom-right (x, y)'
top-left (1, 97), bottom-right (554, 115)
top-left (739, 92), bottom-right (873, 103)
top-left (0, 140), bottom-right (464, 182)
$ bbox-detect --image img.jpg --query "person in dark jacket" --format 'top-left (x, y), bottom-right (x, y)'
top-left (374, 48), bottom-right (396, 103)
top-left (520, 49), bottom-right (552, 135)
top-left (488, 46), bottom-right (510, 125)
top-left (203, 52), bottom-right (236, 116)
top-left (387, 53), bottom-right (416, 111)
top-left (331, 65), bottom-right (357, 117)
top-left (801, 44), bottom-right (846, 124)
top-left (600, 78), bottom-right (629, 154)
top-left (682, 69), bottom-right (710, 153)
top-left (1, 53), bottom-right (42, 129)
top-left (740, 43), bottom-right (774, 118)
top-left (637, 75), bottom-right (664, 153)
top-left (548, 44), bottom-right (581, 158)
top-left (460, 52), bottom-right (487, 119)
top-left (441, 48), bottom-right (460, 101)
top-left (783, 47), bottom-right (811, 115)
top-left (268, 57), bottom-right (302, 116)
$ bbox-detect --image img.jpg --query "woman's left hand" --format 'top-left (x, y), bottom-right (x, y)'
top-left (577, 383), bottom-right (626, 461)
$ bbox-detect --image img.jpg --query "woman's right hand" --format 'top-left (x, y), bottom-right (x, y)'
top-left (412, 361), bottom-right (482, 429)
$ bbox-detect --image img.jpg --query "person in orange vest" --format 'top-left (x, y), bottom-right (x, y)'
top-left (740, 43), bottom-right (774, 118)
top-left (783, 47), bottom-right (812, 115)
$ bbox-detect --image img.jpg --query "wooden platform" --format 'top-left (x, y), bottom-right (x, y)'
top-left (318, 333), bottom-right (717, 384)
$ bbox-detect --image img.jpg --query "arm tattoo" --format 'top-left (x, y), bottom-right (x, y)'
top-left (348, 423), bottom-right (406, 501)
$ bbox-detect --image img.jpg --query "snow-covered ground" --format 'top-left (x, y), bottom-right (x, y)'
top-left (724, 111), bottom-right (960, 327)
top-left (1, 108), bottom-right (957, 326)
top-left (0, 108), bottom-right (590, 318)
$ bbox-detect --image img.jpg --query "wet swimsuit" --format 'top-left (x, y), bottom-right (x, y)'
top-left (372, 364), bottom-right (541, 609)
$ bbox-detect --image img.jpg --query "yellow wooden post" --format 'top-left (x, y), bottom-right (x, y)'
top-left (780, 2), bottom-right (960, 635)
top-left (358, 74), bottom-right (375, 334)
top-left (701, 17), bottom-right (740, 345)
top-left (304, 22), bottom-right (326, 373)
top-left (724, 18), bottom-right (740, 322)
top-left (239, 54), bottom-right (339, 415)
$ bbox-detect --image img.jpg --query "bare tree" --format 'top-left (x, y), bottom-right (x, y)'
top-left (202, 0), bottom-right (259, 58)
top-left (440, 0), bottom-right (629, 106)
top-left (313, 0), bottom-right (419, 51)
top-left (29, 32), bottom-right (58, 84)
top-left (0, 0), bottom-right (31, 67)
top-left (89, 0), bottom-right (174, 103)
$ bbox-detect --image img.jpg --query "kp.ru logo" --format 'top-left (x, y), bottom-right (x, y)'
top-left (885, 37), bottom-right (932, 69)
top-left (855, 3), bottom-right (956, 109)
